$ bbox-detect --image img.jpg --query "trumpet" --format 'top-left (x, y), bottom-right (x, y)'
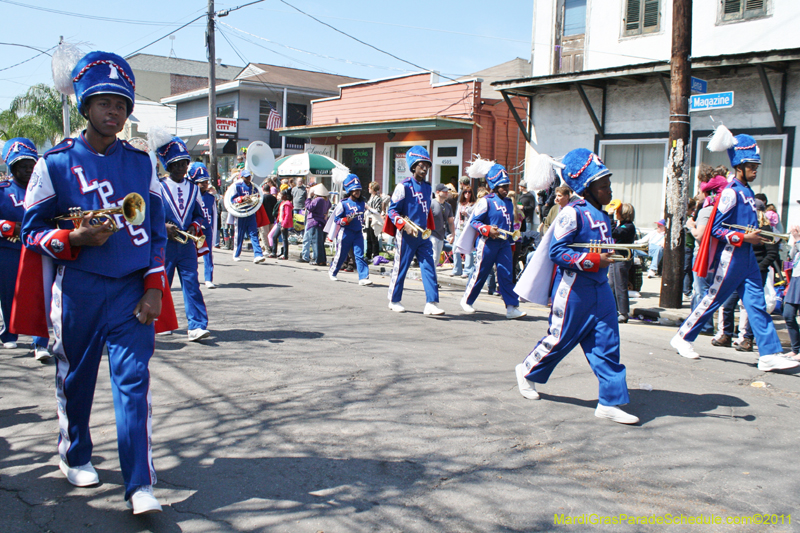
top-left (567, 241), bottom-right (649, 260)
top-left (496, 227), bottom-right (521, 241)
top-left (167, 223), bottom-right (206, 247)
top-left (402, 217), bottom-right (431, 239)
top-left (722, 223), bottom-right (789, 244)
top-left (52, 192), bottom-right (146, 232)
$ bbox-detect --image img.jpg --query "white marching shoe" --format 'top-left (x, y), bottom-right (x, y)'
top-left (126, 485), bottom-right (162, 515)
top-left (3, 341), bottom-right (17, 349)
top-left (253, 256), bottom-right (266, 264)
top-left (34, 345), bottom-right (52, 362)
top-left (329, 273), bottom-right (338, 281)
top-left (515, 364), bottom-right (539, 400)
top-left (460, 298), bottom-right (476, 314)
top-left (595, 404), bottom-right (639, 425)
top-left (358, 279), bottom-right (373, 286)
top-left (59, 460), bottom-right (100, 487)
top-left (233, 255), bottom-right (242, 262)
top-left (423, 302), bottom-right (445, 316)
top-left (388, 302), bottom-right (405, 313)
top-left (506, 306), bottom-right (527, 319)
top-left (205, 281), bottom-right (216, 289)
top-left (188, 329), bottom-right (211, 342)
top-left (758, 353), bottom-right (800, 372)
top-left (670, 334), bottom-right (700, 359)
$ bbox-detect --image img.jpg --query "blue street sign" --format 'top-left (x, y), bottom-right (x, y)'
top-left (691, 77), bottom-right (707, 94)
top-left (689, 91), bottom-right (734, 112)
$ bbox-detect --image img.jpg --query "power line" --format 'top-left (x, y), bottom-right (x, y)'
top-left (0, 0), bottom-right (202, 26)
top-left (0, 42), bottom-right (53, 56)
top-left (0, 45), bottom-right (56, 73)
top-left (127, 15), bottom-right (206, 56)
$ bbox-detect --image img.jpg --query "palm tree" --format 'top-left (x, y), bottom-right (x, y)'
top-left (0, 84), bottom-right (85, 147)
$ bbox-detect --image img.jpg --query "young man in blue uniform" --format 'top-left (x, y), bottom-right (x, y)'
top-left (671, 129), bottom-right (799, 372)
top-left (156, 138), bottom-right (210, 342)
top-left (384, 146), bottom-right (444, 316)
top-left (22, 51), bottom-right (167, 513)
top-left (189, 162), bottom-right (218, 289)
top-left (0, 138), bottom-right (50, 360)
top-left (515, 148), bottom-right (638, 425)
top-left (455, 160), bottom-right (526, 319)
top-left (329, 174), bottom-right (372, 285)
top-left (230, 170), bottom-right (265, 264)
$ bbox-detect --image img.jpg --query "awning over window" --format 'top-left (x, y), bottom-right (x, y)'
top-left (277, 116), bottom-right (475, 138)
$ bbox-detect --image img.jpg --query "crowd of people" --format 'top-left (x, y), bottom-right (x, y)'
top-left (3, 49), bottom-right (800, 517)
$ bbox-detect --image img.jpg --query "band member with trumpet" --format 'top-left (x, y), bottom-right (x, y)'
top-left (514, 148), bottom-right (638, 425)
top-left (230, 169), bottom-right (266, 264)
top-left (152, 134), bottom-right (210, 342)
top-left (671, 127), bottom-right (799, 372)
top-left (329, 174), bottom-right (372, 285)
top-left (21, 50), bottom-right (176, 513)
top-left (454, 160), bottom-right (526, 319)
top-left (384, 146), bottom-right (443, 315)
top-left (189, 162), bottom-right (218, 289)
top-left (0, 139), bottom-right (50, 360)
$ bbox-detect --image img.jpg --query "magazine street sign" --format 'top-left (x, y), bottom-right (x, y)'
top-left (689, 91), bottom-right (734, 112)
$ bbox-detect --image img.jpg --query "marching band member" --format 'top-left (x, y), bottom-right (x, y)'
top-left (22, 50), bottom-right (176, 513)
top-left (189, 162), bottom-right (218, 289)
top-left (671, 127), bottom-right (799, 372)
top-left (454, 160), bottom-right (526, 319)
top-left (383, 146), bottom-right (443, 315)
top-left (230, 169), bottom-right (266, 263)
top-left (329, 174), bottom-right (372, 285)
top-left (1, 139), bottom-right (50, 359)
top-left (152, 134), bottom-right (210, 342)
top-left (514, 149), bottom-right (638, 425)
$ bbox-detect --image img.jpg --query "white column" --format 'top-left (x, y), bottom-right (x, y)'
top-left (281, 87), bottom-right (287, 157)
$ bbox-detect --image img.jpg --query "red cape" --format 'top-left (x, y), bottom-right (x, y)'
top-left (10, 246), bottom-right (178, 336)
top-left (692, 192), bottom-right (723, 279)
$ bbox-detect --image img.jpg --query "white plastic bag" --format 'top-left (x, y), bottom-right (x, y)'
top-left (765, 266), bottom-right (777, 314)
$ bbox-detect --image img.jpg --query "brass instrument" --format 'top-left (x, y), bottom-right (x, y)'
top-left (496, 228), bottom-right (521, 241)
top-left (722, 223), bottom-right (789, 244)
top-left (167, 223), bottom-right (206, 247)
top-left (53, 192), bottom-right (146, 232)
top-left (402, 217), bottom-right (431, 239)
top-left (567, 241), bottom-right (649, 260)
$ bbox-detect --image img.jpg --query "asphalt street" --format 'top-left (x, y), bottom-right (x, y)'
top-left (2, 248), bottom-right (799, 532)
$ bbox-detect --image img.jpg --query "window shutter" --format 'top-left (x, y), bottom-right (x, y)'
top-left (723, 0), bottom-right (741, 16)
top-left (625, 0), bottom-right (641, 32)
top-left (745, 0), bottom-right (765, 13)
top-left (643, 0), bottom-right (659, 30)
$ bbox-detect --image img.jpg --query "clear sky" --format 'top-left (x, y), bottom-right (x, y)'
top-left (0, 0), bottom-right (534, 110)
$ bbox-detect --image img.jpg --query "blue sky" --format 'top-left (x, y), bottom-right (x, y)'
top-left (0, 0), bottom-right (534, 110)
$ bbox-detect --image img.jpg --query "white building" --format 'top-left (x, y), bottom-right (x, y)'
top-left (496, 0), bottom-right (800, 228)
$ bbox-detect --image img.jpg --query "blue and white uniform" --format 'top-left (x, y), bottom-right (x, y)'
top-left (676, 179), bottom-right (782, 354)
top-left (160, 177), bottom-right (208, 331)
top-left (519, 197), bottom-right (629, 406)
top-left (230, 177), bottom-right (263, 259)
top-left (463, 193), bottom-right (519, 307)
top-left (0, 173), bottom-right (47, 348)
top-left (387, 176), bottom-right (438, 304)
top-left (199, 190), bottom-right (217, 282)
top-left (330, 197), bottom-right (369, 280)
top-left (23, 132), bottom-right (167, 499)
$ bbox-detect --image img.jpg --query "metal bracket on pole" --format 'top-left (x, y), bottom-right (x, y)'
top-left (757, 64), bottom-right (785, 133)
top-left (500, 91), bottom-right (531, 144)
top-left (658, 74), bottom-right (671, 103)
top-left (574, 82), bottom-right (604, 137)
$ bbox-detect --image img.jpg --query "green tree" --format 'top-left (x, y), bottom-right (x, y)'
top-left (0, 83), bottom-right (85, 147)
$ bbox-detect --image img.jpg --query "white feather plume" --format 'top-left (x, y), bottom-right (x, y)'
top-left (525, 153), bottom-right (565, 191)
top-left (466, 157), bottom-right (495, 179)
top-left (146, 125), bottom-right (175, 153)
top-left (332, 167), bottom-right (349, 185)
top-left (51, 42), bottom-right (85, 95)
top-left (707, 125), bottom-right (737, 152)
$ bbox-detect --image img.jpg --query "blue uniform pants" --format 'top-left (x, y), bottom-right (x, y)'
top-left (166, 241), bottom-right (208, 331)
top-left (677, 244), bottom-right (782, 356)
top-left (387, 231), bottom-right (439, 304)
top-left (520, 271), bottom-right (629, 406)
top-left (234, 215), bottom-right (263, 259)
top-left (330, 229), bottom-right (369, 279)
top-left (51, 267), bottom-right (156, 500)
top-left (202, 249), bottom-right (214, 283)
top-left (463, 237), bottom-right (518, 307)
top-left (0, 247), bottom-right (47, 346)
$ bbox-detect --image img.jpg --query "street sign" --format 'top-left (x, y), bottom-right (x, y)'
top-left (689, 91), bottom-right (734, 112)
top-left (691, 76), bottom-right (707, 94)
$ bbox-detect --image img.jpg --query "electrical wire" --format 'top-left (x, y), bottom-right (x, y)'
top-left (127, 15), bottom-right (206, 56)
top-left (0, 0), bottom-right (201, 26)
top-left (0, 45), bottom-right (55, 73)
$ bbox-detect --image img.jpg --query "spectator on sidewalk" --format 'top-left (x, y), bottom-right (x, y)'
top-left (277, 190), bottom-right (293, 260)
top-left (365, 181), bottom-right (385, 260)
top-left (637, 219), bottom-right (666, 278)
top-left (431, 183), bottom-right (455, 266)
top-left (518, 183), bottom-right (536, 232)
top-left (451, 186), bottom-right (475, 278)
top-left (305, 183), bottom-right (331, 266)
top-left (608, 203), bottom-right (636, 323)
top-left (541, 185), bottom-right (571, 233)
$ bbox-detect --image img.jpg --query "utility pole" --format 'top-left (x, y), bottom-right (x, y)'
top-left (59, 36), bottom-right (70, 140)
top-left (207, 0), bottom-right (219, 187)
top-left (660, 0), bottom-right (692, 309)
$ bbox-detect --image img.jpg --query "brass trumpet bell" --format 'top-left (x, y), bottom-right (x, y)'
top-left (402, 217), bottom-right (431, 239)
top-left (722, 222), bottom-right (789, 244)
top-left (497, 228), bottom-right (521, 241)
top-left (53, 192), bottom-right (146, 232)
top-left (168, 224), bottom-right (206, 247)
